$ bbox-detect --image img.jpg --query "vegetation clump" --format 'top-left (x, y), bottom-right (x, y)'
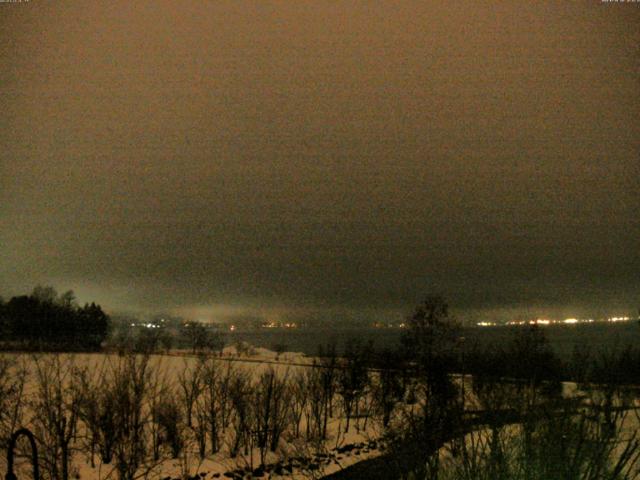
top-left (0, 286), bottom-right (109, 351)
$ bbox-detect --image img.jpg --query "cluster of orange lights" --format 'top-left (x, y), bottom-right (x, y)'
top-left (260, 321), bottom-right (298, 329)
top-left (477, 316), bottom-right (633, 327)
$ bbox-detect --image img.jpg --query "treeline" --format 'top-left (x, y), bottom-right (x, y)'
top-left (463, 325), bottom-right (640, 388)
top-left (109, 321), bottom-right (224, 356)
top-left (0, 286), bottom-right (109, 351)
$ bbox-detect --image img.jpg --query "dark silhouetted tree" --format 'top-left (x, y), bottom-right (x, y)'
top-left (2, 288), bottom-right (109, 350)
top-left (338, 339), bottom-right (372, 432)
top-left (392, 296), bottom-right (462, 478)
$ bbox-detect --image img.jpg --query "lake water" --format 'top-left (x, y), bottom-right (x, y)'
top-left (226, 322), bottom-right (640, 359)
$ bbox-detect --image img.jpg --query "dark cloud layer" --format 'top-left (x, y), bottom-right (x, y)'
top-left (1, 1), bottom-right (639, 323)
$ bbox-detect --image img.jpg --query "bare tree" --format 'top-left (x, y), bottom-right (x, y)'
top-left (193, 392), bottom-right (208, 459)
top-left (252, 367), bottom-right (292, 465)
top-left (153, 393), bottom-right (183, 459)
top-left (338, 339), bottom-right (371, 433)
top-left (31, 355), bottom-right (82, 480)
top-left (227, 370), bottom-right (252, 458)
top-left (317, 341), bottom-right (339, 419)
top-left (108, 355), bottom-right (153, 480)
top-left (146, 365), bottom-right (169, 462)
top-left (217, 361), bottom-right (236, 432)
top-left (272, 343), bottom-right (287, 361)
top-left (0, 355), bottom-right (28, 451)
top-left (182, 323), bottom-right (223, 354)
top-left (372, 349), bottom-right (405, 428)
top-left (386, 296), bottom-right (461, 479)
top-left (200, 357), bottom-right (225, 454)
top-left (289, 370), bottom-right (309, 438)
top-left (177, 359), bottom-right (204, 429)
top-left (75, 363), bottom-right (102, 467)
top-left (305, 364), bottom-right (328, 441)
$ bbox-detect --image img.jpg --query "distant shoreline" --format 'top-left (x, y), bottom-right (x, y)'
top-left (226, 322), bottom-right (640, 359)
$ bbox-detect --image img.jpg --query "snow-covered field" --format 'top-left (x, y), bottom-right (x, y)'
top-left (0, 347), bottom-right (389, 480)
top-left (5, 347), bottom-right (637, 480)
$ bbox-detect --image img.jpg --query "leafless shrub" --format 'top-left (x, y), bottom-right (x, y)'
top-left (338, 340), bottom-right (371, 433)
top-left (217, 361), bottom-right (236, 432)
top-left (193, 392), bottom-right (208, 459)
top-left (31, 355), bottom-right (83, 480)
top-left (200, 357), bottom-right (230, 455)
top-left (227, 369), bottom-right (252, 458)
top-left (0, 355), bottom-right (28, 451)
top-left (289, 370), bottom-right (309, 438)
top-left (177, 358), bottom-right (203, 429)
top-left (304, 365), bottom-right (328, 441)
top-left (252, 367), bottom-right (292, 465)
top-left (75, 358), bottom-right (109, 467)
top-left (371, 358), bottom-right (405, 429)
top-left (153, 393), bottom-right (183, 459)
top-left (146, 365), bottom-right (169, 463)
top-left (442, 391), bottom-right (640, 480)
top-left (234, 341), bottom-right (254, 358)
top-left (107, 354), bottom-right (153, 480)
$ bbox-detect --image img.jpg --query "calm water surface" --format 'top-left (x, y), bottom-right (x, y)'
top-left (226, 322), bottom-right (640, 359)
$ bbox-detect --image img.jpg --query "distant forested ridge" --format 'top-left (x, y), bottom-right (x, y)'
top-left (0, 286), bottom-right (109, 350)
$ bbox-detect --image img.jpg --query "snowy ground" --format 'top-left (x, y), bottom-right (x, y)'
top-left (7, 348), bottom-right (632, 480)
top-left (2, 347), bottom-right (389, 480)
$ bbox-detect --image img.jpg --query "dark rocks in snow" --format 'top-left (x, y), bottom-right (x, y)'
top-left (337, 443), bottom-right (355, 454)
top-left (252, 466), bottom-right (265, 477)
top-left (212, 440), bottom-right (384, 480)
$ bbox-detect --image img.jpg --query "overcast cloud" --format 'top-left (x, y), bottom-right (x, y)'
top-left (1, 1), bottom-right (639, 323)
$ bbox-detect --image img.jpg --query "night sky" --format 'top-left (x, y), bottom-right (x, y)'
top-left (1, 2), bottom-right (639, 324)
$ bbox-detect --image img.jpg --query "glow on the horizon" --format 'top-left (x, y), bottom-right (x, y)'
top-left (495, 316), bottom-right (630, 327)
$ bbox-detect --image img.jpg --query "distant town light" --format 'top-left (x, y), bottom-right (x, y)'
top-left (500, 315), bottom-right (631, 327)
